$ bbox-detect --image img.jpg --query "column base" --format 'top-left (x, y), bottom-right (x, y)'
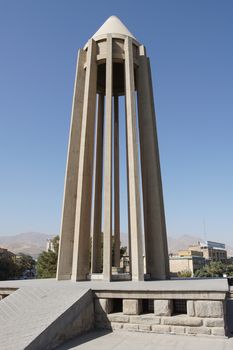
top-left (56, 274), bottom-right (71, 281)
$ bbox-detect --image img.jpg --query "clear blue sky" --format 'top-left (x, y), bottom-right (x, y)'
top-left (0, 1), bottom-right (232, 245)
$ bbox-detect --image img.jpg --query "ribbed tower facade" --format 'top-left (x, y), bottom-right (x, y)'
top-left (57, 16), bottom-right (169, 281)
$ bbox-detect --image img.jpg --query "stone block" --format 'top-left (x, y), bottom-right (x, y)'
top-left (203, 318), bottom-right (224, 327)
top-left (154, 300), bottom-right (173, 316)
top-left (211, 327), bottom-right (225, 336)
top-left (138, 324), bottom-right (151, 332)
top-left (111, 322), bottom-right (123, 330)
top-left (123, 323), bottom-right (139, 331)
top-left (170, 326), bottom-right (185, 334)
top-left (95, 298), bottom-right (113, 314)
top-left (186, 327), bottom-right (211, 335)
top-left (151, 325), bottom-right (171, 334)
top-left (163, 316), bottom-right (202, 326)
top-left (130, 315), bottom-right (160, 325)
top-left (195, 301), bottom-right (223, 318)
top-left (187, 301), bottom-right (195, 317)
top-left (107, 313), bottom-right (129, 323)
top-left (123, 299), bottom-right (142, 315)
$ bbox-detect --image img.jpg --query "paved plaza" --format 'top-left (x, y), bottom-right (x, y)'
top-left (56, 330), bottom-right (233, 350)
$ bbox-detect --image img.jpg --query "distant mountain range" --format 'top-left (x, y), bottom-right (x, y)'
top-left (0, 232), bottom-right (53, 258)
top-left (0, 232), bottom-right (232, 258)
top-left (168, 234), bottom-right (202, 253)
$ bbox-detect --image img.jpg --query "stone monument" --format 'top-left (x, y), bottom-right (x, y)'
top-left (0, 17), bottom-right (231, 349)
top-left (0, 17), bottom-right (233, 350)
top-left (57, 16), bottom-right (169, 282)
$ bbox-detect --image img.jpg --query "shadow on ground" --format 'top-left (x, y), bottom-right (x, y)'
top-left (56, 330), bottom-right (112, 349)
top-left (55, 329), bottom-right (233, 350)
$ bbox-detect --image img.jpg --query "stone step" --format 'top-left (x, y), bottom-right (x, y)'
top-left (95, 312), bottom-right (226, 337)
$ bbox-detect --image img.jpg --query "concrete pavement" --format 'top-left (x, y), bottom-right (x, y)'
top-left (56, 330), bottom-right (233, 350)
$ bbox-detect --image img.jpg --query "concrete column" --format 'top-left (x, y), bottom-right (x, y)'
top-left (103, 34), bottom-right (113, 281)
top-left (124, 37), bottom-right (144, 281)
top-left (137, 45), bottom-right (169, 279)
top-left (114, 95), bottom-right (120, 267)
top-left (57, 49), bottom-right (86, 280)
top-left (125, 98), bottom-right (132, 274)
top-left (71, 39), bottom-right (97, 281)
top-left (91, 94), bottom-right (104, 273)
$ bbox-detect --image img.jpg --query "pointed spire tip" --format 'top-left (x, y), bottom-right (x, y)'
top-left (92, 16), bottom-right (135, 39)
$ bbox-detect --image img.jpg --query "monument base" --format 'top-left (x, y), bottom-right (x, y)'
top-left (0, 278), bottom-right (232, 349)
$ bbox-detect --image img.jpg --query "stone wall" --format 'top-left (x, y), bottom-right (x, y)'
top-left (94, 298), bottom-right (226, 337)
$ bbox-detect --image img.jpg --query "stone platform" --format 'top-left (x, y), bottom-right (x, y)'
top-left (56, 330), bottom-right (233, 350)
top-left (0, 278), bottom-right (232, 349)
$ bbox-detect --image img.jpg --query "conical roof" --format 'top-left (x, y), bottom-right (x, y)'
top-left (92, 16), bottom-right (135, 39)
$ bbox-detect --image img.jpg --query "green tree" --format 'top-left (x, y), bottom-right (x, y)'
top-left (177, 269), bottom-right (192, 278)
top-left (36, 236), bottom-right (59, 278)
top-left (194, 261), bottom-right (228, 278)
top-left (120, 246), bottom-right (127, 258)
top-left (15, 253), bottom-right (36, 277)
top-left (226, 264), bottom-right (233, 276)
top-left (51, 235), bottom-right (59, 255)
top-left (0, 255), bottom-right (17, 280)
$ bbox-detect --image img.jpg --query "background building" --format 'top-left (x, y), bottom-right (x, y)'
top-left (169, 240), bottom-right (228, 277)
top-left (169, 250), bottom-right (205, 277)
top-left (189, 241), bottom-right (227, 263)
top-left (46, 238), bottom-right (55, 253)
